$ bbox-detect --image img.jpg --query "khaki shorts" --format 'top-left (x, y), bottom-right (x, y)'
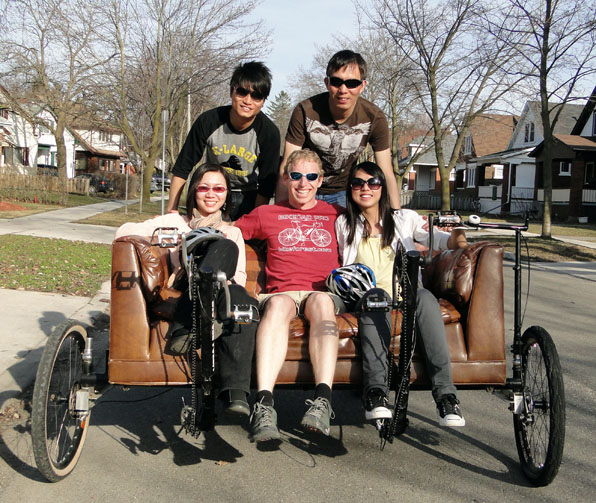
top-left (258, 290), bottom-right (345, 315)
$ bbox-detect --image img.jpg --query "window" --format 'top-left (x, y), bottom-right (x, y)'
top-left (559, 161), bottom-right (571, 176)
top-left (493, 164), bottom-right (504, 180)
top-left (0, 109), bottom-right (9, 120)
top-left (524, 122), bottom-right (535, 143)
top-left (99, 130), bottom-right (112, 143)
top-left (464, 135), bottom-right (473, 155)
top-left (467, 166), bottom-right (476, 188)
top-left (449, 168), bottom-right (456, 181)
top-left (585, 162), bottom-right (595, 185)
top-left (592, 111), bottom-right (596, 136)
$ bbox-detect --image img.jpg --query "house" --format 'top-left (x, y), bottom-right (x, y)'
top-left (471, 100), bottom-right (585, 216)
top-left (529, 87), bottom-right (596, 221)
top-left (70, 117), bottom-right (127, 175)
top-left (398, 134), bottom-right (457, 209)
top-left (0, 90), bottom-right (38, 174)
top-left (454, 114), bottom-right (517, 213)
top-left (33, 108), bottom-right (77, 177)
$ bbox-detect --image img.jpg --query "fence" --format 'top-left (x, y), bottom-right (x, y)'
top-left (402, 191), bottom-right (481, 212)
top-left (0, 171), bottom-right (140, 202)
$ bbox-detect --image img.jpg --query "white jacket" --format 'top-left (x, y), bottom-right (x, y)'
top-left (114, 213), bottom-right (247, 286)
top-left (335, 209), bottom-right (450, 266)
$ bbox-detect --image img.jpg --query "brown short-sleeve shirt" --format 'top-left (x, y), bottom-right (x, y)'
top-left (286, 92), bottom-right (390, 193)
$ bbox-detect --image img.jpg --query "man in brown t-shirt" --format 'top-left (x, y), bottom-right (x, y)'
top-left (277, 50), bottom-right (400, 208)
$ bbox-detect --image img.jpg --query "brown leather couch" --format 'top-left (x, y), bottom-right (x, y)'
top-left (109, 237), bottom-right (505, 389)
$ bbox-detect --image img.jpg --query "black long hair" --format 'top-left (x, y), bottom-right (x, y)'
top-left (185, 163), bottom-right (232, 217)
top-left (345, 161), bottom-right (395, 248)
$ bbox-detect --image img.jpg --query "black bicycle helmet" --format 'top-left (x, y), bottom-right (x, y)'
top-left (326, 263), bottom-right (376, 305)
top-left (181, 227), bottom-right (226, 275)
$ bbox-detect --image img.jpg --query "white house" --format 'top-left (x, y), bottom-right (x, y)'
top-left (471, 100), bottom-right (584, 215)
top-left (0, 89), bottom-right (38, 173)
top-left (33, 108), bottom-right (77, 177)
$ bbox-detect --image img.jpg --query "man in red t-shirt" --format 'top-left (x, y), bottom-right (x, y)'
top-left (235, 149), bottom-right (345, 443)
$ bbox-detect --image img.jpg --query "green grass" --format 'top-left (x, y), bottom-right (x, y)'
top-left (0, 235), bottom-right (112, 297)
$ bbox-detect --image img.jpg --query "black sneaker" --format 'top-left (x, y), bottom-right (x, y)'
top-left (365, 388), bottom-right (392, 421)
top-left (250, 400), bottom-right (280, 442)
top-left (221, 389), bottom-right (249, 417)
top-left (436, 394), bottom-right (466, 427)
top-left (300, 397), bottom-right (335, 435)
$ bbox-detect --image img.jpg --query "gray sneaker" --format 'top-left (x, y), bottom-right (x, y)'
top-left (300, 397), bottom-right (335, 435)
top-left (250, 400), bottom-right (280, 442)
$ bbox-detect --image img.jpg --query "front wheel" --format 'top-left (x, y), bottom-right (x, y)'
top-left (513, 326), bottom-right (565, 486)
top-left (31, 320), bottom-right (91, 482)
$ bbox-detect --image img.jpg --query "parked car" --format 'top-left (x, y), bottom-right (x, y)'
top-left (75, 173), bottom-right (114, 195)
top-left (149, 177), bottom-right (159, 193)
top-left (151, 173), bottom-right (171, 191)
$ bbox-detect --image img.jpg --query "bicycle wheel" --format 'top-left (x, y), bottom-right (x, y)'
top-left (513, 326), bottom-right (565, 486)
top-left (31, 320), bottom-right (91, 482)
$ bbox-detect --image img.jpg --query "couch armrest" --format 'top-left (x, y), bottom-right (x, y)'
top-left (110, 239), bottom-right (151, 360)
top-left (423, 241), bottom-right (505, 361)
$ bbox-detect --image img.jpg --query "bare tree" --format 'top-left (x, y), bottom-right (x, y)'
top-left (489, 0), bottom-right (596, 237)
top-left (0, 0), bottom-right (112, 201)
top-left (362, 0), bottom-right (526, 209)
top-left (98, 0), bottom-right (270, 200)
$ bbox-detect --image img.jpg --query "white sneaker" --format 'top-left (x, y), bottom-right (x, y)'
top-left (365, 389), bottom-right (392, 421)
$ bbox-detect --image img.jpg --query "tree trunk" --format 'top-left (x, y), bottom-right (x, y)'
top-left (54, 119), bottom-right (68, 205)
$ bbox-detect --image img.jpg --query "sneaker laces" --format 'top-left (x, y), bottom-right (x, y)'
top-left (304, 397), bottom-right (335, 420)
top-left (251, 401), bottom-right (274, 427)
top-left (367, 389), bottom-right (389, 410)
top-left (437, 394), bottom-right (460, 416)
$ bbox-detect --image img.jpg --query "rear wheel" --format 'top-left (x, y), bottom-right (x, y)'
top-left (31, 320), bottom-right (91, 482)
top-left (513, 326), bottom-right (565, 486)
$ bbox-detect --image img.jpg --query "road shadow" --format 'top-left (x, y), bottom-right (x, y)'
top-left (395, 410), bottom-right (535, 487)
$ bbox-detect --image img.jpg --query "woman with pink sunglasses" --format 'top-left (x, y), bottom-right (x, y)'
top-left (115, 163), bottom-right (256, 417)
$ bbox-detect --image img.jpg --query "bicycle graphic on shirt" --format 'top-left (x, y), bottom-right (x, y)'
top-left (278, 220), bottom-right (332, 247)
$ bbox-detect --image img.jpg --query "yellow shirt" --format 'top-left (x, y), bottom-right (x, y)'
top-left (355, 236), bottom-right (395, 293)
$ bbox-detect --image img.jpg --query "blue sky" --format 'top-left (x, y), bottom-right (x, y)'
top-left (249, 0), bottom-right (361, 100)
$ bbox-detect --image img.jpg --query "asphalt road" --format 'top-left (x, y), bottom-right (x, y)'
top-left (1, 263), bottom-right (594, 502)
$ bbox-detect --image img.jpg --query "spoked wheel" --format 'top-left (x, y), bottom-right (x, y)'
top-left (31, 320), bottom-right (91, 482)
top-left (514, 326), bottom-right (565, 486)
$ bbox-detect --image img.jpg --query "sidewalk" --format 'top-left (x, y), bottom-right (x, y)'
top-left (0, 200), bottom-right (132, 410)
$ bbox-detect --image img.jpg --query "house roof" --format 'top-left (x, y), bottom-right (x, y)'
top-left (72, 129), bottom-right (125, 158)
top-left (529, 134), bottom-right (596, 157)
top-left (401, 134), bottom-right (457, 166)
top-left (526, 100), bottom-right (585, 136)
top-left (467, 114), bottom-right (518, 157)
top-left (570, 86), bottom-right (596, 135)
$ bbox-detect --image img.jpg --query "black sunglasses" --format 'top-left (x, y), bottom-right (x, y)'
top-left (234, 86), bottom-right (265, 101)
top-left (350, 177), bottom-right (383, 190)
top-left (328, 76), bottom-right (363, 89)
top-left (289, 171), bottom-right (320, 182)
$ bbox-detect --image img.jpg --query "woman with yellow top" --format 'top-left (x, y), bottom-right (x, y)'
top-left (335, 162), bottom-right (467, 427)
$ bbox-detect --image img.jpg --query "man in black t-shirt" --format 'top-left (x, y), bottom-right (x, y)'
top-left (168, 62), bottom-right (280, 219)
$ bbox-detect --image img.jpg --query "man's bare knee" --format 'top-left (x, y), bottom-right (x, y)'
top-left (304, 292), bottom-right (336, 321)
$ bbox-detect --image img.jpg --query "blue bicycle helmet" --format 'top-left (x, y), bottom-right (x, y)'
top-left (326, 263), bottom-right (376, 305)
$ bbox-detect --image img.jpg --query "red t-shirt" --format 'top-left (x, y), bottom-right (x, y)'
top-left (236, 200), bottom-right (343, 293)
